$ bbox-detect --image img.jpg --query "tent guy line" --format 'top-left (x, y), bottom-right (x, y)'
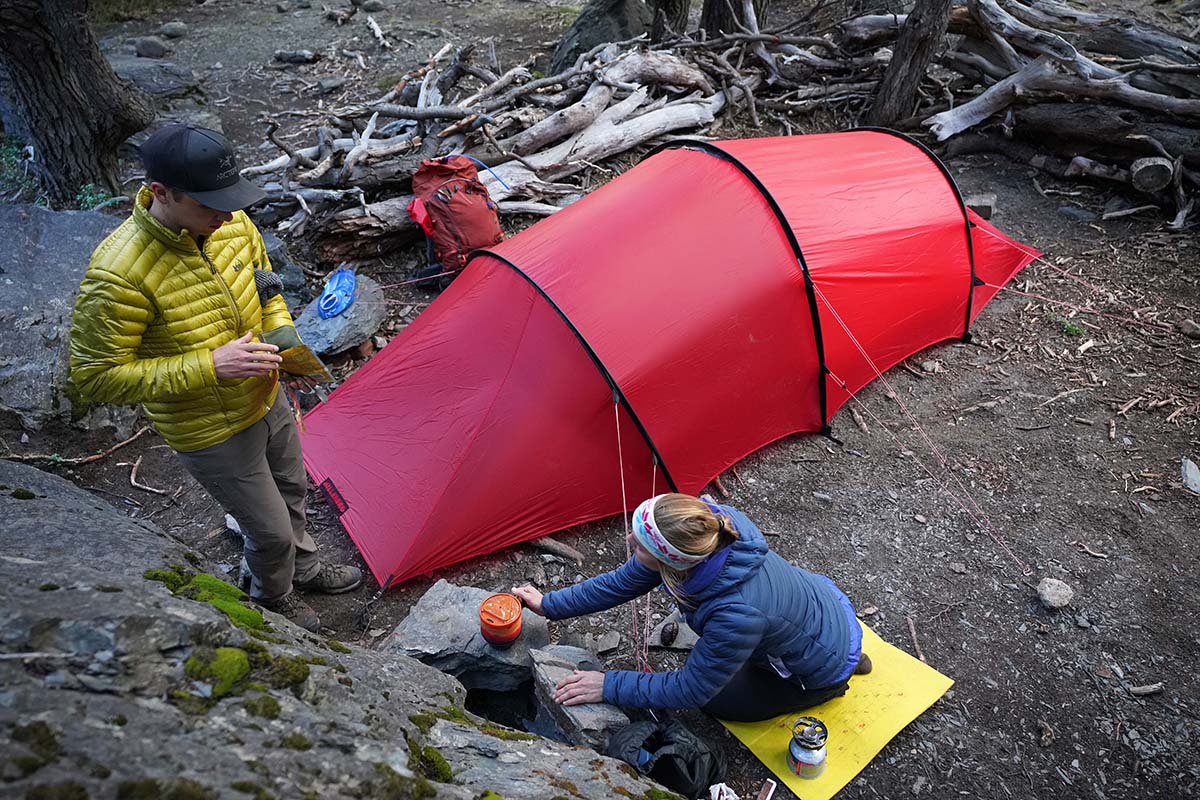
top-left (813, 282), bottom-right (1033, 576)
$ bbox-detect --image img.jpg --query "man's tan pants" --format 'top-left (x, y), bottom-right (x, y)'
top-left (176, 397), bottom-right (319, 601)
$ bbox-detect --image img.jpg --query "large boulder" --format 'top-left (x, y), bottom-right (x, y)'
top-left (107, 53), bottom-right (201, 99)
top-left (0, 460), bottom-right (669, 799)
top-left (0, 204), bottom-right (131, 431)
top-left (530, 645), bottom-right (630, 750)
top-left (378, 579), bottom-right (551, 691)
top-left (261, 230), bottom-right (313, 310)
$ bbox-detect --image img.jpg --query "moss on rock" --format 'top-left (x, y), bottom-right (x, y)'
top-left (326, 639), bottom-right (352, 654)
top-left (12, 720), bottom-right (61, 763)
top-left (143, 568), bottom-right (266, 630)
top-left (243, 694), bottom-right (281, 720)
top-left (265, 655), bottom-right (310, 693)
top-left (279, 731), bottom-right (312, 751)
top-left (24, 781), bottom-right (90, 800)
top-left (185, 647), bottom-right (251, 698)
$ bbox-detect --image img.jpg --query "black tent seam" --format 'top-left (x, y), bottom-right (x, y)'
top-left (466, 249), bottom-right (680, 492)
top-left (646, 138), bottom-right (832, 429)
top-left (852, 126), bottom-right (980, 341)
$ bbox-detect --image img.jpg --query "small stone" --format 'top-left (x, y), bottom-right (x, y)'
top-left (949, 562), bottom-right (967, 575)
top-left (276, 1), bottom-right (289, 10)
top-left (274, 49), bottom-right (319, 64)
top-left (812, 491), bottom-right (833, 503)
top-left (573, 573), bottom-right (584, 584)
top-left (361, 0), bottom-right (385, 9)
top-left (965, 193), bottom-right (996, 220)
top-left (20, 433), bottom-right (29, 444)
top-left (597, 631), bottom-right (620, 654)
top-left (133, 36), bottom-right (169, 58)
top-left (1075, 613), bottom-right (1091, 629)
top-left (159, 21), bottom-right (188, 38)
top-left (1179, 320), bottom-right (1200, 340)
top-left (1037, 577), bottom-right (1074, 609)
top-left (318, 76), bottom-right (349, 95)
top-left (211, 62), bottom-right (223, 70)
top-left (915, 514), bottom-right (927, 524)
top-left (1182, 457), bottom-right (1200, 495)
top-left (296, 0), bottom-right (311, 7)
top-left (919, 360), bottom-right (943, 373)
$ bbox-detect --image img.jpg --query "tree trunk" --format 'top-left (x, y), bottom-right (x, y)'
top-left (651, 0), bottom-right (691, 40)
top-left (863, 0), bottom-right (954, 126)
top-left (0, 0), bottom-right (154, 204)
top-left (700, 0), bottom-right (768, 37)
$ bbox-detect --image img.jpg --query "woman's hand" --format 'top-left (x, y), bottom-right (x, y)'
top-left (510, 585), bottom-right (544, 616)
top-left (554, 670), bottom-right (605, 706)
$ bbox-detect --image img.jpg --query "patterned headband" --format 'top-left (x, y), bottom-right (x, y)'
top-left (631, 495), bottom-right (708, 568)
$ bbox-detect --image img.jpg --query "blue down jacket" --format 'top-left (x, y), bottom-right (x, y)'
top-left (541, 504), bottom-right (861, 710)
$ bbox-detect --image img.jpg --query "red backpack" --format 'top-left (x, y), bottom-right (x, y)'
top-left (408, 156), bottom-right (504, 277)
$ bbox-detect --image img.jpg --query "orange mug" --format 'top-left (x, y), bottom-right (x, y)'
top-left (479, 593), bottom-right (524, 648)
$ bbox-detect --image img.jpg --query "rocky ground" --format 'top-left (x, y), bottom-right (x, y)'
top-left (2, 0), bottom-right (1199, 798)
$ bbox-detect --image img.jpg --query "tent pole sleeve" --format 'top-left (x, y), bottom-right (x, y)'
top-left (851, 126), bottom-right (980, 342)
top-left (465, 249), bottom-right (680, 493)
top-left (645, 138), bottom-right (832, 430)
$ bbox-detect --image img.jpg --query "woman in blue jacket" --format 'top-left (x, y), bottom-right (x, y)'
top-left (512, 493), bottom-right (871, 722)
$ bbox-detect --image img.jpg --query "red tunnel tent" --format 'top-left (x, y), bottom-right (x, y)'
top-left (301, 131), bottom-right (1039, 586)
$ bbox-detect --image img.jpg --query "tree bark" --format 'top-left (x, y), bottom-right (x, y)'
top-left (0, 0), bottom-right (154, 203)
top-left (651, 0), bottom-right (691, 39)
top-left (864, 0), bottom-right (954, 125)
top-left (700, 0), bottom-right (768, 37)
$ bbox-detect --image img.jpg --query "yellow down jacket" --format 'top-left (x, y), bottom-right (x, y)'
top-left (69, 187), bottom-right (295, 452)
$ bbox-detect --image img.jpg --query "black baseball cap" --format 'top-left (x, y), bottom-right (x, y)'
top-left (140, 123), bottom-right (266, 212)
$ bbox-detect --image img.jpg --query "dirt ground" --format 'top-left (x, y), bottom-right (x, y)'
top-left (7, 0), bottom-right (1200, 797)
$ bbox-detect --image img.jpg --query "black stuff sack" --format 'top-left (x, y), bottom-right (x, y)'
top-left (605, 720), bottom-right (727, 799)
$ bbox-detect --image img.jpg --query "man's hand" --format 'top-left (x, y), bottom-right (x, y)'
top-left (212, 332), bottom-right (282, 380)
top-left (511, 585), bottom-right (545, 616)
top-left (553, 670), bottom-right (605, 706)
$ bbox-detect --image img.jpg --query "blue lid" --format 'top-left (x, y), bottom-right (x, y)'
top-left (317, 268), bottom-right (356, 319)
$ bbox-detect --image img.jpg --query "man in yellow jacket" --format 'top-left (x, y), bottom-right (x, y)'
top-left (69, 124), bottom-right (360, 632)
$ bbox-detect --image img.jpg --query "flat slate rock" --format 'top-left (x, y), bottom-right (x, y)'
top-left (377, 579), bottom-right (549, 691)
top-left (529, 645), bottom-right (629, 750)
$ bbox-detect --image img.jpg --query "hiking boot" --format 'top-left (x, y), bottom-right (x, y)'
top-left (259, 592), bottom-right (320, 633)
top-left (854, 653), bottom-right (873, 675)
top-left (294, 562), bottom-right (363, 595)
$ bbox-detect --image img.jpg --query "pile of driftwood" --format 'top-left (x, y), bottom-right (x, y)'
top-left (242, 0), bottom-right (1200, 263)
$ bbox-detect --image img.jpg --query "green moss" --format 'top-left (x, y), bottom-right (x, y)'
top-left (363, 764), bottom-right (437, 799)
top-left (13, 721), bottom-right (60, 762)
top-left (304, 656), bottom-right (328, 666)
top-left (326, 639), bottom-right (352, 654)
top-left (548, 778), bottom-right (580, 797)
top-left (265, 655), bottom-right (310, 693)
top-left (11, 754), bottom-right (46, 775)
top-left (185, 647), bottom-right (251, 698)
top-left (143, 566), bottom-right (193, 593)
top-left (333, 663), bottom-right (348, 674)
top-left (248, 629), bottom-right (287, 644)
top-left (245, 760), bottom-right (270, 777)
top-left (408, 713), bottom-right (435, 734)
top-left (642, 790), bottom-right (684, 800)
top-left (438, 705), bottom-right (468, 724)
top-left (97, 586), bottom-right (123, 593)
top-left (613, 789), bottom-right (636, 799)
top-left (279, 732), bottom-right (312, 751)
top-left (115, 778), bottom-right (216, 799)
top-left (420, 746), bottom-right (453, 781)
top-left (10, 487), bottom-right (36, 500)
top-left (243, 694), bottom-right (281, 720)
top-left (183, 550), bottom-right (204, 568)
top-left (113, 714), bottom-right (128, 726)
top-left (477, 723), bottom-right (538, 742)
top-left (616, 762), bottom-right (638, 780)
top-left (24, 781), bottom-right (90, 800)
top-left (240, 641), bottom-right (272, 670)
top-left (169, 689), bottom-right (215, 716)
top-left (476, 793), bottom-right (504, 800)
top-left (38, 583), bottom-right (60, 591)
top-left (92, 763), bottom-right (113, 778)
